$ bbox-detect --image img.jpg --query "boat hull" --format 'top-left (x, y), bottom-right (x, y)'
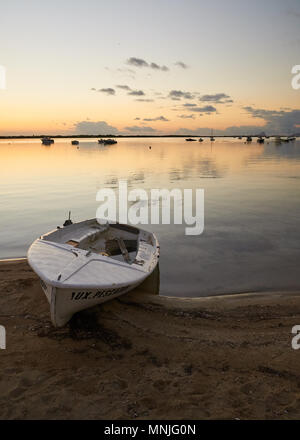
top-left (28, 218), bottom-right (160, 327)
top-left (40, 277), bottom-right (141, 327)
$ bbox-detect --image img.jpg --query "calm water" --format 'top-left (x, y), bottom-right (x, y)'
top-left (1, 137), bottom-right (300, 297)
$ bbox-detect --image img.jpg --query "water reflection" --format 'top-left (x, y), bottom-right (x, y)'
top-left (1, 137), bottom-right (300, 296)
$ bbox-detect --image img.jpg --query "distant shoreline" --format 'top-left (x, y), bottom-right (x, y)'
top-left (0, 134), bottom-right (244, 139)
top-left (0, 134), bottom-right (297, 140)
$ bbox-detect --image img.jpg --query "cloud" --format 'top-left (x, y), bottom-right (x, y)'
top-left (124, 125), bottom-right (158, 133)
top-left (187, 105), bottom-right (217, 113)
top-left (175, 61), bottom-right (188, 69)
top-left (98, 88), bottom-right (115, 95)
top-left (150, 63), bottom-right (169, 72)
top-left (90, 87), bottom-right (96, 91)
top-left (183, 103), bottom-right (197, 107)
top-left (116, 84), bottom-right (131, 90)
top-left (150, 62), bottom-right (160, 69)
top-left (127, 57), bottom-right (149, 68)
top-left (199, 93), bottom-right (233, 104)
top-left (169, 90), bottom-right (194, 100)
top-left (126, 57), bottom-right (169, 71)
top-left (135, 117), bottom-right (140, 120)
top-left (143, 116), bottom-right (169, 122)
top-left (174, 106), bottom-right (300, 135)
top-left (243, 106), bottom-right (285, 118)
top-left (150, 62), bottom-right (169, 71)
top-left (74, 121), bottom-right (119, 135)
top-left (128, 90), bottom-right (145, 96)
top-left (178, 114), bottom-right (195, 119)
top-left (243, 106), bottom-right (300, 134)
top-left (135, 99), bottom-right (154, 102)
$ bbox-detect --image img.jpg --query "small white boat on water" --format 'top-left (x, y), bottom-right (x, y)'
top-left (27, 217), bottom-right (160, 327)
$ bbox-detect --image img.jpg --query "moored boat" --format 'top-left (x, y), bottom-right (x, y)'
top-left (71, 140), bottom-right (79, 145)
top-left (98, 139), bottom-right (118, 145)
top-left (185, 138), bottom-right (196, 142)
top-left (41, 137), bottom-right (54, 145)
top-left (27, 218), bottom-right (160, 327)
top-left (104, 139), bottom-right (117, 145)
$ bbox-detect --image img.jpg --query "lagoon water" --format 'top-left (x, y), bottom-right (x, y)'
top-left (1, 137), bottom-right (300, 297)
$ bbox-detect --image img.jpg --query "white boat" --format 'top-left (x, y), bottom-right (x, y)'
top-left (27, 218), bottom-right (160, 327)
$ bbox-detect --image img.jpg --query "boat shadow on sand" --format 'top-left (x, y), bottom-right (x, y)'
top-left (36, 264), bottom-right (160, 346)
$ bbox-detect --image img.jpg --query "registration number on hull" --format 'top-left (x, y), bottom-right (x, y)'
top-left (71, 287), bottom-right (128, 300)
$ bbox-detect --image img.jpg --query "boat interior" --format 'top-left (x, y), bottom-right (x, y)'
top-left (42, 220), bottom-right (145, 264)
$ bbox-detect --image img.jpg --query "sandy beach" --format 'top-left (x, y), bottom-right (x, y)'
top-left (1, 259), bottom-right (300, 420)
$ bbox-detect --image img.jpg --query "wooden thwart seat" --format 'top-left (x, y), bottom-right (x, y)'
top-left (66, 240), bottom-right (79, 247)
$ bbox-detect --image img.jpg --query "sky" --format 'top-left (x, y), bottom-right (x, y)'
top-left (0, 0), bottom-right (299, 135)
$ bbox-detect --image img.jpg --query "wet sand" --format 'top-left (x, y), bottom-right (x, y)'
top-left (1, 259), bottom-right (300, 419)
